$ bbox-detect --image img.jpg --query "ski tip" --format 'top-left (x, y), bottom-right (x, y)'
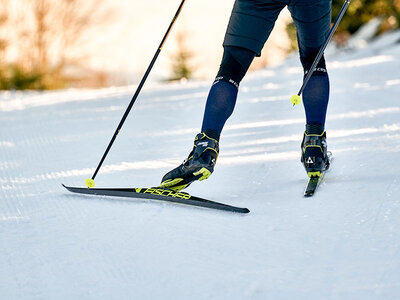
top-left (62, 184), bottom-right (72, 191)
top-left (62, 184), bottom-right (80, 191)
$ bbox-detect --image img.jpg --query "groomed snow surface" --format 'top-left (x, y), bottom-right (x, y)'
top-left (1, 31), bottom-right (400, 299)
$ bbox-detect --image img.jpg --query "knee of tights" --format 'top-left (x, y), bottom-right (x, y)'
top-left (300, 54), bottom-right (327, 75)
top-left (215, 46), bottom-right (256, 87)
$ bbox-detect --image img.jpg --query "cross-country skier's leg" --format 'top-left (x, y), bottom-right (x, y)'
top-left (160, 47), bottom-right (255, 191)
top-left (160, 0), bottom-right (285, 191)
top-left (288, 0), bottom-right (332, 176)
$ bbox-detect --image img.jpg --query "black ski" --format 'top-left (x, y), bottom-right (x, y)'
top-left (304, 173), bottom-right (325, 197)
top-left (303, 152), bottom-right (332, 197)
top-left (62, 184), bottom-right (249, 214)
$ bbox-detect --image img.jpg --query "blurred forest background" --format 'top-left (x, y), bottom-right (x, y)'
top-left (0, 0), bottom-right (399, 90)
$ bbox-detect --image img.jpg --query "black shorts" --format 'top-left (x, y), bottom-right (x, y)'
top-left (223, 0), bottom-right (332, 57)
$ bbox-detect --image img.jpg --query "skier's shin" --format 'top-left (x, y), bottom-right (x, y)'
top-left (201, 46), bottom-right (255, 139)
top-left (301, 55), bottom-right (330, 126)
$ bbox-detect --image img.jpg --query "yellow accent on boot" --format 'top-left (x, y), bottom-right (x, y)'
top-left (308, 171), bottom-right (321, 178)
top-left (85, 178), bottom-right (95, 188)
top-left (304, 131), bottom-right (326, 137)
top-left (201, 132), bottom-right (219, 144)
top-left (290, 95), bottom-right (301, 105)
top-left (303, 145), bottom-right (323, 153)
top-left (160, 178), bottom-right (183, 188)
top-left (160, 178), bottom-right (189, 191)
top-left (193, 168), bottom-right (212, 181)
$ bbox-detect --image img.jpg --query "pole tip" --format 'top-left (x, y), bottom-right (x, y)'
top-left (290, 95), bottom-right (301, 106)
top-left (85, 178), bottom-right (95, 188)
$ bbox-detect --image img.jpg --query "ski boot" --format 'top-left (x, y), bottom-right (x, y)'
top-left (160, 132), bottom-right (219, 191)
top-left (301, 131), bottom-right (330, 177)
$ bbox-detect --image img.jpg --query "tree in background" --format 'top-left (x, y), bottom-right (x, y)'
top-left (0, 0), bottom-right (110, 90)
top-left (286, 0), bottom-right (400, 52)
top-left (333, 0), bottom-right (400, 34)
top-left (168, 31), bottom-right (195, 82)
top-left (0, 0), bottom-right (10, 89)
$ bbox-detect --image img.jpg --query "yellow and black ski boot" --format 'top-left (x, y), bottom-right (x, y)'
top-left (160, 132), bottom-right (219, 191)
top-left (301, 130), bottom-right (330, 177)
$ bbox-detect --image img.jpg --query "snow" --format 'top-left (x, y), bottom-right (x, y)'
top-left (346, 17), bottom-right (383, 50)
top-left (1, 30), bottom-right (400, 299)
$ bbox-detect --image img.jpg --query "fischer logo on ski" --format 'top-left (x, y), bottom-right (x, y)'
top-left (143, 187), bottom-right (191, 199)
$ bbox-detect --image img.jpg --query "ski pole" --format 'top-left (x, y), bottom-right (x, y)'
top-left (291, 0), bottom-right (351, 106)
top-left (85, 0), bottom-right (186, 188)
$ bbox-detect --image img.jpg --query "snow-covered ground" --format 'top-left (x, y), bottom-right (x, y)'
top-left (1, 31), bottom-right (400, 299)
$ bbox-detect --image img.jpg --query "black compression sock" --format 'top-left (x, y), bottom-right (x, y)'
top-left (305, 124), bottom-right (325, 135)
top-left (203, 129), bottom-right (220, 141)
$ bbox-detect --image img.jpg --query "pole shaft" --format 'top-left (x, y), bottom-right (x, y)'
top-left (91, 0), bottom-right (186, 180)
top-left (298, 0), bottom-right (350, 96)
